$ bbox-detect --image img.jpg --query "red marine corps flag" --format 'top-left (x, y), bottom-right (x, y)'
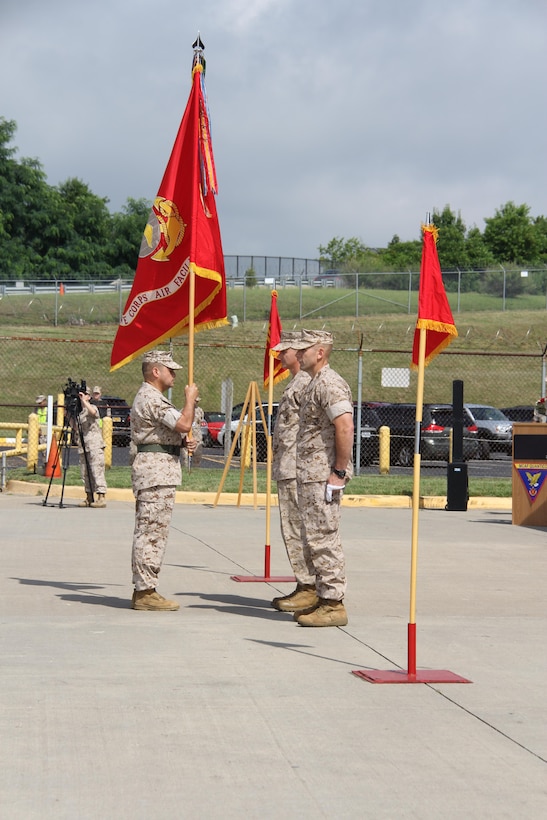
top-left (411, 223), bottom-right (457, 369)
top-left (110, 38), bottom-right (228, 371)
top-left (263, 290), bottom-right (289, 389)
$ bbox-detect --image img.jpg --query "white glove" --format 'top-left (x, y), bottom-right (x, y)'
top-left (325, 483), bottom-right (344, 503)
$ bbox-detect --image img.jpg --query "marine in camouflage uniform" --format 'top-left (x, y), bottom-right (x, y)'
top-left (75, 389), bottom-right (107, 508)
top-left (130, 350), bottom-right (199, 611)
top-left (293, 329), bottom-right (354, 627)
top-left (269, 331), bottom-right (314, 613)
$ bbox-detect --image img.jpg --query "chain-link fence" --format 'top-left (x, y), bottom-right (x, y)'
top-left (1, 333), bottom-right (544, 480)
top-left (1, 265), bottom-right (546, 326)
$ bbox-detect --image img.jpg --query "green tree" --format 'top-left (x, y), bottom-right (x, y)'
top-left (464, 226), bottom-right (495, 272)
top-left (431, 205), bottom-right (468, 270)
top-left (380, 234), bottom-right (422, 273)
top-left (481, 269), bottom-right (525, 298)
top-left (245, 267), bottom-right (257, 287)
top-left (318, 236), bottom-right (369, 269)
top-left (107, 197), bottom-right (150, 277)
top-left (483, 201), bottom-right (538, 265)
top-left (532, 215), bottom-right (547, 264)
top-left (0, 118), bottom-right (55, 278)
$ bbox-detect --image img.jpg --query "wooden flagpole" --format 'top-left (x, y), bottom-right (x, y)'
top-left (188, 268), bottom-right (195, 386)
top-left (263, 350), bottom-right (276, 578)
top-left (352, 222), bottom-right (471, 684)
top-left (352, 323), bottom-right (471, 684)
top-left (407, 325), bottom-right (427, 674)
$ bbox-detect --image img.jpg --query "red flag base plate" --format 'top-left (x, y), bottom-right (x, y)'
top-left (352, 669), bottom-right (472, 684)
top-left (231, 575), bottom-right (295, 583)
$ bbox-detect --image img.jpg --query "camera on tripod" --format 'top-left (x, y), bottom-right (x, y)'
top-left (63, 378), bottom-right (87, 417)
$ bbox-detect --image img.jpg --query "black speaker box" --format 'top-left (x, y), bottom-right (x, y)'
top-left (446, 461), bottom-right (468, 511)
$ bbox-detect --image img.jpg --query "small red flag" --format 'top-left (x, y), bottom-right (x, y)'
top-left (111, 62), bottom-right (228, 371)
top-left (411, 224), bottom-right (457, 369)
top-left (263, 290), bottom-right (289, 389)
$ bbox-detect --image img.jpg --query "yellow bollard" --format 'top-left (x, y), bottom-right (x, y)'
top-left (379, 425), bottom-right (391, 475)
top-left (56, 393), bottom-right (65, 427)
top-left (102, 416), bottom-right (113, 469)
top-left (27, 413), bottom-right (39, 471)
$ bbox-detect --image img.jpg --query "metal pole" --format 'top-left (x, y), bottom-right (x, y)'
top-left (408, 270), bottom-right (412, 314)
top-left (355, 334), bottom-right (363, 475)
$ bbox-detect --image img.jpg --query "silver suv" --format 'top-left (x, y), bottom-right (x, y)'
top-left (464, 404), bottom-right (512, 459)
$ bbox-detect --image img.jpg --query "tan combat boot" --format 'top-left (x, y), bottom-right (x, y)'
top-left (293, 599), bottom-right (321, 621)
top-left (296, 598), bottom-right (348, 627)
top-left (79, 492), bottom-right (94, 507)
top-left (91, 493), bottom-right (106, 508)
top-left (132, 589), bottom-right (180, 611)
top-left (271, 584), bottom-right (318, 612)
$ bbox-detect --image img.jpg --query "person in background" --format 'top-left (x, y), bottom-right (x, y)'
top-left (35, 395), bottom-right (47, 441)
top-left (130, 349), bottom-right (199, 611)
top-left (269, 331), bottom-right (313, 613)
top-left (292, 329), bottom-right (354, 628)
top-left (75, 387), bottom-right (107, 508)
top-left (35, 394), bottom-right (48, 467)
top-left (91, 386), bottom-right (106, 426)
top-left (35, 395), bottom-right (47, 425)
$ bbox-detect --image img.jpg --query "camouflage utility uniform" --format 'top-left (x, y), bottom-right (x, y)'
top-left (272, 369), bottom-right (313, 584)
top-left (297, 365), bottom-right (353, 601)
top-left (77, 406), bottom-right (107, 495)
top-left (183, 404), bottom-right (204, 468)
top-left (131, 381), bottom-right (187, 591)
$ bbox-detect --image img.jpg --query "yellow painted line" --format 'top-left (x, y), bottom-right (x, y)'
top-left (4, 480), bottom-right (511, 510)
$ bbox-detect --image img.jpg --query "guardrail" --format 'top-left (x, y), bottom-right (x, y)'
top-left (0, 414), bottom-right (114, 475)
top-left (0, 282), bottom-right (134, 296)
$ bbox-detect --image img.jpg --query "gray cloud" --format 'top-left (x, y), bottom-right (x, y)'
top-left (1, 0), bottom-right (546, 258)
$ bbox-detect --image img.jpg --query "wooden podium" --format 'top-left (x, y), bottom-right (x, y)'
top-left (512, 423), bottom-right (547, 526)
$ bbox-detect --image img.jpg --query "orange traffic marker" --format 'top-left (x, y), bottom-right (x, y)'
top-left (45, 435), bottom-right (61, 477)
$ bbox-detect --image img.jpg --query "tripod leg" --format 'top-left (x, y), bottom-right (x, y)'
top-left (43, 420), bottom-right (70, 507)
top-left (59, 420), bottom-right (73, 508)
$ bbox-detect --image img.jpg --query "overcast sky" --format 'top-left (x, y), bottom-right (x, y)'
top-left (2, 0), bottom-right (546, 259)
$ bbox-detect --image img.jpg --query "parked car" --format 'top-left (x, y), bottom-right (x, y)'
top-left (464, 404), bottom-right (512, 459)
top-left (100, 396), bottom-right (131, 446)
top-left (217, 402), bottom-right (279, 461)
top-left (499, 405), bottom-right (535, 423)
top-left (201, 411), bottom-right (225, 447)
top-left (254, 403), bottom-right (280, 461)
top-left (353, 403), bottom-right (382, 466)
top-left (374, 403), bottom-right (479, 466)
top-left (217, 402), bottom-right (246, 451)
top-left (220, 400), bottom-right (382, 466)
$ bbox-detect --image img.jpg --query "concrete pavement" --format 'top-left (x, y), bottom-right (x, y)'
top-left (0, 488), bottom-right (545, 818)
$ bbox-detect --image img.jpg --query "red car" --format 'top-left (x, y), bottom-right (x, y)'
top-left (202, 411), bottom-right (226, 447)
